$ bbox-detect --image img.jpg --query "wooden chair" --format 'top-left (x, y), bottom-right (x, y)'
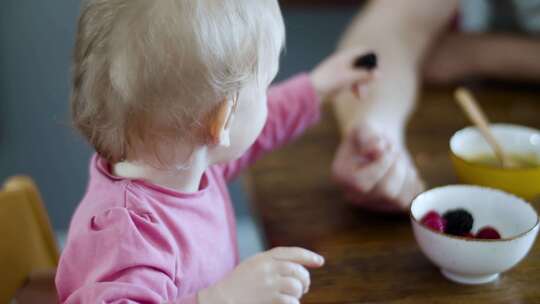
top-left (0, 176), bottom-right (59, 304)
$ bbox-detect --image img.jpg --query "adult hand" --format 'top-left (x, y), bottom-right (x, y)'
top-left (332, 122), bottom-right (425, 212)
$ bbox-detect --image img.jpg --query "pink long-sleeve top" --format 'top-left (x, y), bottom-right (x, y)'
top-left (55, 74), bottom-right (321, 304)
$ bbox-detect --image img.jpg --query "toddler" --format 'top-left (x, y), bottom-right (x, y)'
top-left (56, 0), bottom-right (375, 303)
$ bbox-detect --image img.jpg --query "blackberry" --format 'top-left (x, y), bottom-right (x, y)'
top-left (353, 52), bottom-right (378, 70)
top-left (443, 209), bottom-right (473, 236)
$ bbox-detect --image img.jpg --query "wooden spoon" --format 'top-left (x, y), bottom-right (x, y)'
top-left (454, 87), bottom-right (515, 168)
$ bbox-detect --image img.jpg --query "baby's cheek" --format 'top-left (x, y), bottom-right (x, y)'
top-left (254, 101), bottom-right (268, 134)
top-left (243, 99), bottom-right (267, 147)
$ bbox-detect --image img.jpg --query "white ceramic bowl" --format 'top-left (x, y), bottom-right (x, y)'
top-left (410, 185), bottom-right (539, 285)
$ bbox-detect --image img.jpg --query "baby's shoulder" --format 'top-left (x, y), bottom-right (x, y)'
top-left (71, 182), bottom-right (160, 235)
top-left (67, 204), bottom-right (171, 256)
top-left (60, 204), bottom-right (177, 279)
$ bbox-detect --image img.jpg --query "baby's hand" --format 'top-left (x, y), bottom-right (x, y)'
top-left (310, 47), bottom-right (378, 102)
top-left (199, 247), bottom-right (324, 304)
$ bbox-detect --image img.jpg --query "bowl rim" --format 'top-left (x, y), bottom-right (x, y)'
top-left (409, 185), bottom-right (540, 242)
top-left (449, 123), bottom-right (540, 172)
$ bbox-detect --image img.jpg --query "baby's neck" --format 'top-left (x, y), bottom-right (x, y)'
top-left (113, 158), bottom-right (207, 193)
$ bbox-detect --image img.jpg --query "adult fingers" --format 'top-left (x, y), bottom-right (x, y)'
top-left (352, 145), bottom-right (397, 193)
top-left (372, 156), bottom-right (407, 201)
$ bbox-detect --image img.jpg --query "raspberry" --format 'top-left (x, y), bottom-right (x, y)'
top-left (476, 227), bottom-right (502, 239)
top-left (420, 210), bottom-right (445, 232)
top-left (421, 210), bottom-right (441, 223)
top-left (443, 209), bottom-right (474, 236)
top-left (423, 218), bottom-right (446, 232)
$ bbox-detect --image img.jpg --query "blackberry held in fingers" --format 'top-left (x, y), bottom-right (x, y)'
top-left (353, 52), bottom-right (378, 70)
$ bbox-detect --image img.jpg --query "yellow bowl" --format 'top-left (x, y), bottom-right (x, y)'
top-left (450, 124), bottom-right (540, 200)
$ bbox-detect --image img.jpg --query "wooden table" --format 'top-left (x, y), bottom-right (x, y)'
top-left (248, 86), bottom-right (540, 303)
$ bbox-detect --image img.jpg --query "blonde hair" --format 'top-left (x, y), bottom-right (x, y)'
top-left (72, 0), bottom-right (285, 164)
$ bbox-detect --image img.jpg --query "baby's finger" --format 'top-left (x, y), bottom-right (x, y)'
top-left (270, 247), bottom-right (325, 268)
top-left (357, 83), bottom-right (370, 100)
top-left (347, 70), bottom-right (374, 85)
top-left (276, 262), bottom-right (310, 293)
top-left (278, 277), bottom-right (304, 298)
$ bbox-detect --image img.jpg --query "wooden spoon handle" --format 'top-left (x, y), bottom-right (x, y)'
top-left (455, 88), bottom-right (510, 167)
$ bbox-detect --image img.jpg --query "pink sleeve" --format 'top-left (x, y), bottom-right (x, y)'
top-left (220, 73), bottom-right (321, 181)
top-left (56, 207), bottom-right (197, 304)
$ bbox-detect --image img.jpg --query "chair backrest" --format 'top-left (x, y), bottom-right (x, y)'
top-left (0, 176), bottom-right (59, 304)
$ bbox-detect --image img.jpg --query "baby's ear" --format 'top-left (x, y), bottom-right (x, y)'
top-left (208, 98), bottom-right (233, 147)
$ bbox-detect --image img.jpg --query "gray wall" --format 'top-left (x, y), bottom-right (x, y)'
top-left (0, 1), bottom-right (357, 230)
top-left (1, 1), bottom-right (90, 230)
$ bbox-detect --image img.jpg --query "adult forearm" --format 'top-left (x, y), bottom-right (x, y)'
top-left (334, 0), bottom-right (459, 136)
top-left (473, 35), bottom-right (540, 82)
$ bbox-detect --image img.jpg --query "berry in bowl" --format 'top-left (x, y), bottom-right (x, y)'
top-left (420, 208), bottom-right (502, 240)
top-left (410, 185), bottom-right (539, 284)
